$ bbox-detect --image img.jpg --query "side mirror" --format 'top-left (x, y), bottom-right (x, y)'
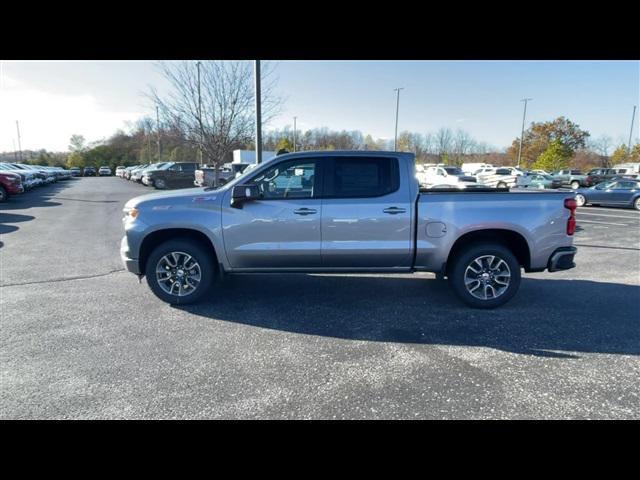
top-left (231, 184), bottom-right (260, 208)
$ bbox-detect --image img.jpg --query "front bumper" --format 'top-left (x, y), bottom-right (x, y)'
top-left (548, 246), bottom-right (577, 272)
top-left (120, 235), bottom-right (141, 274)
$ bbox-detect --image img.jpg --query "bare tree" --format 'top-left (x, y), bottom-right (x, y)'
top-left (435, 127), bottom-right (453, 163)
top-left (589, 134), bottom-right (613, 167)
top-left (452, 129), bottom-right (474, 166)
top-left (149, 61), bottom-right (283, 185)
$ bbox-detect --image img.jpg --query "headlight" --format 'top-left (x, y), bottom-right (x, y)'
top-left (123, 207), bottom-right (139, 219)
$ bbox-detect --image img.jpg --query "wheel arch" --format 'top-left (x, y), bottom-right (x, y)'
top-left (139, 228), bottom-right (219, 276)
top-left (445, 228), bottom-right (531, 274)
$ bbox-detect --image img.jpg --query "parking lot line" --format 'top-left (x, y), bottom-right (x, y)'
top-left (577, 211), bottom-right (640, 220)
top-left (577, 219), bottom-right (630, 226)
top-left (579, 207), bottom-right (640, 215)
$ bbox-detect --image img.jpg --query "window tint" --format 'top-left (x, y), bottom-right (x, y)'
top-left (617, 181), bottom-right (639, 190)
top-left (328, 157), bottom-right (399, 198)
top-left (251, 160), bottom-right (316, 199)
top-left (496, 168), bottom-right (511, 175)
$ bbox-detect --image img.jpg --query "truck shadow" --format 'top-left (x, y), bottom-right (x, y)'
top-left (177, 275), bottom-right (640, 358)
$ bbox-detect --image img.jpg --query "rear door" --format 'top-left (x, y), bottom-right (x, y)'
top-left (320, 156), bottom-right (413, 268)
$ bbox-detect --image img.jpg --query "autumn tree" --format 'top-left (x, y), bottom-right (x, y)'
top-left (508, 117), bottom-right (590, 168)
top-left (532, 139), bottom-right (571, 172)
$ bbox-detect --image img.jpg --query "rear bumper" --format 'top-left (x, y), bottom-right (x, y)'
top-left (548, 246), bottom-right (577, 272)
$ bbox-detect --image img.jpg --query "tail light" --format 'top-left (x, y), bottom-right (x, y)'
top-left (565, 198), bottom-right (577, 235)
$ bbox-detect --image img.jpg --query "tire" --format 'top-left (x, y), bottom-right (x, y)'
top-left (634, 197), bottom-right (640, 211)
top-left (145, 239), bottom-right (216, 305)
top-left (448, 243), bottom-right (521, 309)
top-left (570, 180), bottom-right (580, 190)
top-left (575, 193), bottom-right (586, 207)
top-left (497, 181), bottom-right (507, 188)
top-left (154, 179), bottom-right (165, 189)
top-left (0, 185), bottom-right (7, 202)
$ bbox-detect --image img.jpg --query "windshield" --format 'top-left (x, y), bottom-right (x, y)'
top-left (444, 167), bottom-right (463, 175)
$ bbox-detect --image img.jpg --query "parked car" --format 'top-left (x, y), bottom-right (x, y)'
top-left (130, 164), bottom-right (158, 183)
top-left (121, 151), bottom-right (578, 309)
top-left (0, 163), bottom-right (37, 190)
top-left (612, 163), bottom-right (640, 175)
top-left (476, 167), bottom-right (531, 188)
top-left (194, 165), bottom-right (239, 188)
top-left (417, 165), bottom-right (477, 187)
top-left (83, 167), bottom-right (97, 177)
top-left (115, 166), bottom-right (126, 177)
top-left (552, 169), bottom-right (590, 189)
top-left (98, 166), bottom-right (112, 176)
top-left (575, 179), bottom-right (640, 210)
top-left (70, 167), bottom-right (82, 177)
top-left (0, 170), bottom-right (24, 201)
top-left (143, 162), bottom-right (199, 189)
top-left (123, 166), bottom-right (139, 180)
top-left (461, 163), bottom-right (494, 175)
top-left (526, 173), bottom-right (563, 189)
top-left (585, 168), bottom-right (618, 186)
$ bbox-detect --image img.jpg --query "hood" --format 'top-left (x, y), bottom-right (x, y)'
top-left (124, 187), bottom-right (225, 209)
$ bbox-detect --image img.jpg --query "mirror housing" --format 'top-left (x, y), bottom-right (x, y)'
top-left (231, 184), bottom-right (260, 208)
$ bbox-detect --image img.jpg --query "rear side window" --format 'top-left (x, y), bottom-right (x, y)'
top-left (326, 157), bottom-right (399, 198)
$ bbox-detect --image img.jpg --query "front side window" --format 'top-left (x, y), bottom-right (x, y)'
top-left (327, 157), bottom-right (399, 198)
top-left (250, 160), bottom-right (316, 199)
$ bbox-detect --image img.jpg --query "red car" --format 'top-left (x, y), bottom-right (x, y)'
top-left (0, 171), bottom-right (24, 202)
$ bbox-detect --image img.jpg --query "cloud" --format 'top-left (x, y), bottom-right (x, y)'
top-left (0, 72), bottom-right (141, 152)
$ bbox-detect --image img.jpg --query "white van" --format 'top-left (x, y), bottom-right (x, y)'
top-left (612, 163), bottom-right (640, 175)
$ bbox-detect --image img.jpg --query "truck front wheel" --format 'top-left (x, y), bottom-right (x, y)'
top-left (448, 243), bottom-right (521, 309)
top-left (145, 239), bottom-right (215, 305)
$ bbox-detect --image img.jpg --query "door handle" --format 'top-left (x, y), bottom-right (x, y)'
top-left (293, 208), bottom-right (317, 215)
top-left (383, 207), bottom-right (406, 214)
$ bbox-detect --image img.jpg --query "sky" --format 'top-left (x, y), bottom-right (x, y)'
top-left (1, 60), bottom-right (638, 153)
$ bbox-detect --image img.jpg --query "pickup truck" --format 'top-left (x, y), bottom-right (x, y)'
top-left (120, 151), bottom-right (578, 309)
top-left (417, 165), bottom-right (477, 187)
top-left (552, 169), bottom-right (591, 189)
top-left (194, 165), bottom-right (237, 188)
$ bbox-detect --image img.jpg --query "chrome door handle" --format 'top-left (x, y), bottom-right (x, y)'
top-left (383, 207), bottom-right (406, 214)
top-left (293, 208), bottom-right (317, 215)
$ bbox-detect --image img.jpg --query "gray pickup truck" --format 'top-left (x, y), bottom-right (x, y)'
top-left (121, 151), bottom-right (578, 308)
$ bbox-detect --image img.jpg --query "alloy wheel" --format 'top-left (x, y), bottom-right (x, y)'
top-left (464, 255), bottom-right (511, 300)
top-left (155, 251), bottom-right (202, 297)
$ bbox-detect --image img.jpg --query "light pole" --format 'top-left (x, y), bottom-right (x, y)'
top-left (156, 105), bottom-right (162, 161)
top-left (517, 98), bottom-right (532, 168)
top-left (254, 60), bottom-right (262, 164)
top-left (293, 116), bottom-right (297, 152)
top-left (16, 120), bottom-right (22, 162)
top-left (394, 88), bottom-right (404, 151)
top-left (196, 61), bottom-right (203, 166)
top-left (628, 105), bottom-right (637, 159)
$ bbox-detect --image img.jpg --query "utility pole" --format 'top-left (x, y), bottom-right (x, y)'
top-left (628, 105), bottom-right (637, 159)
top-left (293, 116), bottom-right (297, 152)
top-left (394, 88), bottom-right (404, 151)
top-left (156, 105), bottom-right (162, 161)
top-left (517, 98), bottom-right (532, 168)
top-left (254, 60), bottom-right (262, 164)
top-left (196, 61), bottom-right (204, 166)
top-left (12, 139), bottom-right (18, 162)
top-left (16, 120), bottom-right (23, 162)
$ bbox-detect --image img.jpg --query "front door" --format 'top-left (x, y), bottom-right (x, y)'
top-left (221, 158), bottom-right (321, 269)
top-left (321, 156), bottom-right (413, 268)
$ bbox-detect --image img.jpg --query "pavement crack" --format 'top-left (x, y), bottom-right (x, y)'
top-left (0, 268), bottom-right (126, 288)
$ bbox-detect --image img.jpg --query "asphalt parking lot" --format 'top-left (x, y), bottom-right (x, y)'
top-left (1, 177), bottom-right (639, 419)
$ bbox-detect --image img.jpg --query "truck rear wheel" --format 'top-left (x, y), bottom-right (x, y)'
top-left (448, 243), bottom-right (521, 309)
top-left (145, 239), bottom-right (215, 305)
